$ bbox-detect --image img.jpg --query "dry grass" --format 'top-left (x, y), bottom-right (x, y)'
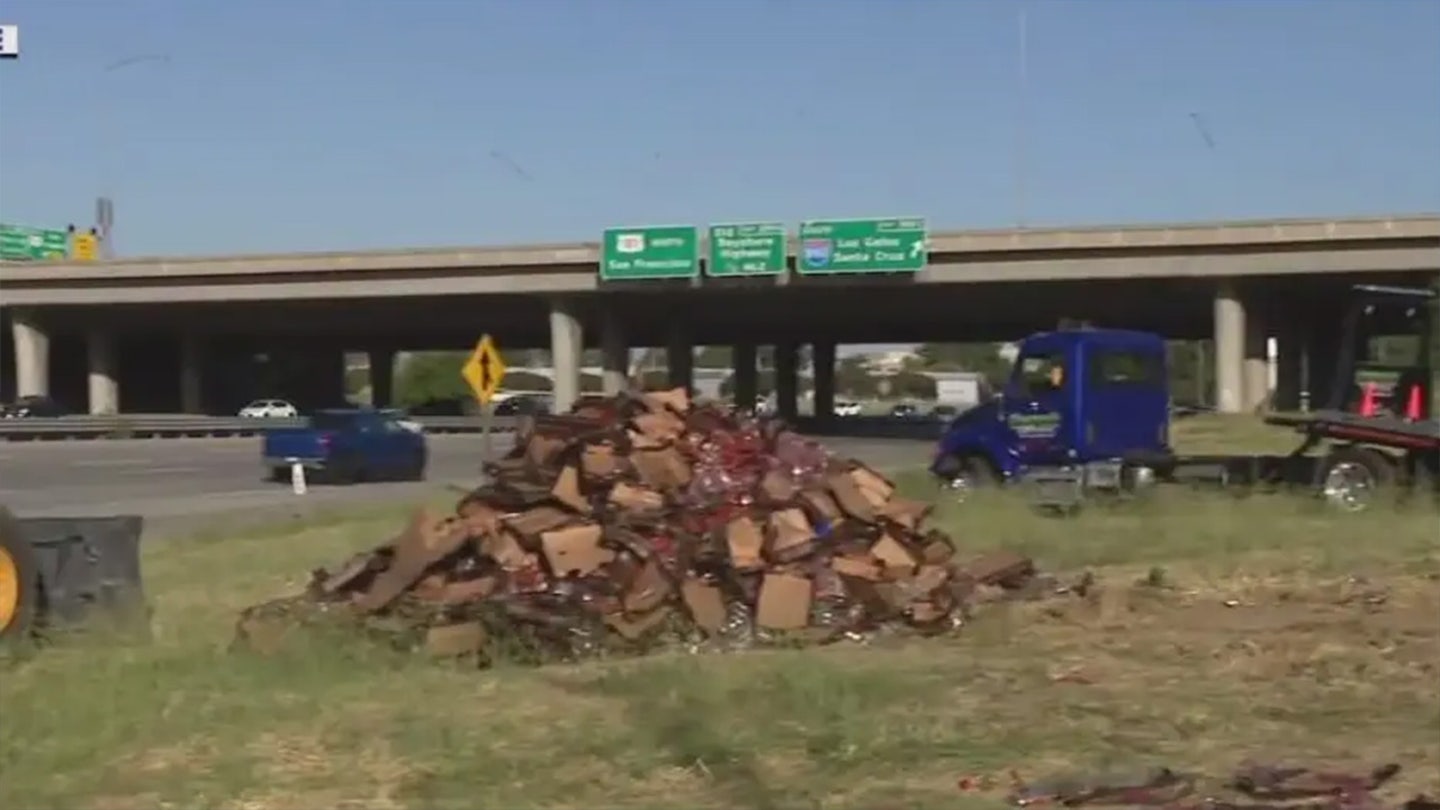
top-left (2, 479), bottom-right (1437, 810)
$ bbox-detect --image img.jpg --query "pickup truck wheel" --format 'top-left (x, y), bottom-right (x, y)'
top-left (407, 451), bottom-right (428, 482)
top-left (328, 454), bottom-right (362, 485)
top-left (1319, 446), bottom-right (1395, 513)
top-left (0, 506), bottom-right (41, 644)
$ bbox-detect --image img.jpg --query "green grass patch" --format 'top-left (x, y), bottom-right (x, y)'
top-left (2, 480), bottom-right (1437, 810)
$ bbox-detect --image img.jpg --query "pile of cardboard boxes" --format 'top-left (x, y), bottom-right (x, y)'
top-left (236, 389), bottom-right (1043, 662)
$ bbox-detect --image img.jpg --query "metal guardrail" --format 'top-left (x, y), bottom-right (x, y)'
top-left (0, 412), bottom-right (951, 442)
top-left (791, 415), bottom-right (950, 441)
top-left (0, 414), bottom-right (522, 440)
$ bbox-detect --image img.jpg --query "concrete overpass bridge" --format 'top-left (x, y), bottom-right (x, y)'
top-left (2, 214), bottom-right (1436, 420)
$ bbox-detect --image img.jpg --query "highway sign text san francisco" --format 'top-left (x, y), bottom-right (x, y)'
top-left (601, 226), bottom-right (699, 280)
top-left (707, 222), bottom-right (786, 277)
top-left (797, 217), bottom-right (927, 275)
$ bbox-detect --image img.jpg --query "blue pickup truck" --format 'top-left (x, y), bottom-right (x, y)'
top-left (261, 408), bottom-right (428, 484)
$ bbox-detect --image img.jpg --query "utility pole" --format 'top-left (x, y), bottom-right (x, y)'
top-left (95, 196), bottom-right (115, 259)
top-left (97, 54), bottom-right (170, 259)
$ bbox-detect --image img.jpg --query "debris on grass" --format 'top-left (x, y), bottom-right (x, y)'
top-left (1000, 760), bottom-right (1432, 810)
top-left (235, 389), bottom-right (1071, 664)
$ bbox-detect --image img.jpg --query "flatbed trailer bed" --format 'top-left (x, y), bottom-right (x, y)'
top-left (1026, 411), bottom-right (1438, 513)
top-left (1265, 410), bottom-right (1440, 452)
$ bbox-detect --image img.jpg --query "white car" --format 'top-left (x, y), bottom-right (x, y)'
top-left (238, 399), bottom-right (298, 419)
top-left (833, 401), bottom-right (862, 417)
top-left (380, 408), bottom-right (425, 434)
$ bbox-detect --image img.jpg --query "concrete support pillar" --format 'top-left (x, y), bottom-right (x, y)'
top-left (600, 309), bottom-right (628, 396)
top-left (812, 342), bottom-right (837, 424)
top-left (367, 348), bottom-right (395, 407)
top-left (1213, 282), bottom-right (1245, 414)
top-left (774, 341), bottom-right (799, 421)
top-left (1242, 306), bottom-right (1270, 413)
top-left (549, 298), bottom-right (583, 413)
top-left (11, 310), bottom-right (49, 398)
top-left (732, 343), bottom-right (758, 408)
top-left (180, 335), bottom-right (203, 414)
top-left (666, 324), bottom-right (693, 394)
top-left (86, 330), bottom-right (119, 415)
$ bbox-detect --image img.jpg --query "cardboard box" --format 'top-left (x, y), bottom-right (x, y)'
top-left (756, 573), bottom-right (813, 630)
top-left (539, 523), bottom-right (614, 576)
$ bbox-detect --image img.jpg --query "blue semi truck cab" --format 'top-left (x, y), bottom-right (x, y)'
top-left (930, 327), bottom-right (1177, 500)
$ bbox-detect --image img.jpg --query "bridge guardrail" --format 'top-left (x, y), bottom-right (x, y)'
top-left (0, 414), bottom-right (522, 441)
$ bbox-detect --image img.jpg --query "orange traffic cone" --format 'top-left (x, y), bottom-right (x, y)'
top-left (1358, 383), bottom-right (1378, 417)
top-left (1405, 385), bottom-right (1423, 420)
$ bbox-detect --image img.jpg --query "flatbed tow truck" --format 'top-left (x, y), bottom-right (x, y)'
top-left (930, 283), bottom-right (1439, 512)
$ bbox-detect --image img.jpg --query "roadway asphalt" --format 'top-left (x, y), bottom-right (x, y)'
top-left (0, 433), bottom-right (935, 538)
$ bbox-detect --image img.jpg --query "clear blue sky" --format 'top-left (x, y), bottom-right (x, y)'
top-left (0, 0), bottom-right (1437, 257)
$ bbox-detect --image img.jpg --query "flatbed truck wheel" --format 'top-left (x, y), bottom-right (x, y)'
top-left (1319, 446), bottom-right (1396, 513)
top-left (0, 506), bottom-right (41, 644)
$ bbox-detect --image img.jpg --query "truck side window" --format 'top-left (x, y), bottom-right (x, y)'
top-left (1090, 349), bottom-right (1163, 386)
top-left (1017, 353), bottom-right (1066, 396)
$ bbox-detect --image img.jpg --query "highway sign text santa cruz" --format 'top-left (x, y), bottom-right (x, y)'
top-left (798, 217), bottom-right (927, 275)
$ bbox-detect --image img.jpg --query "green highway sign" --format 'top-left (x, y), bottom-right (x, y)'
top-left (707, 222), bottom-right (786, 277)
top-left (600, 225), bottom-right (699, 280)
top-left (797, 217), bottom-right (927, 275)
top-left (0, 224), bottom-right (68, 261)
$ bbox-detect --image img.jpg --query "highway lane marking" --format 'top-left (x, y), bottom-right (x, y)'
top-left (132, 465), bottom-right (206, 475)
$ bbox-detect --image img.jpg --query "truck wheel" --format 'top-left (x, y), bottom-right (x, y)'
top-left (1319, 446), bottom-right (1396, 513)
top-left (935, 454), bottom-right (997, 502)
top-left (0, 507), bottom-right (41, 644)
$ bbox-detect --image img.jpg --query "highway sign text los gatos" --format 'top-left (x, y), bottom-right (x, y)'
top-left (798, 217), bottom-right (927, 275)
top-left (601, 226), bottom-right (699, 280)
